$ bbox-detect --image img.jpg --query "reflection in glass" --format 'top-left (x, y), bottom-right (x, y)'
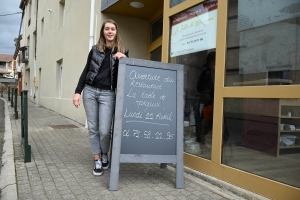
top-left (150, 16), bottom-right (163, 43)
top-left (170, 0), bottom-right (186, 8)
top-left (226, 0), bottom-right (300, 86)
top-left (169, 1), bottom-right (218, 160)
top-left (179, 49), bottom-right (216, 160)
top-left (150, 46), bottom-right (162, 62)
top-left (223, 98), bottom-right (300, 188)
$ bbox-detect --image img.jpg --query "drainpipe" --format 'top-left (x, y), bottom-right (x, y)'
top-left (86, 0), bottom-right (95, 128)
top-left (89, 0), bottom-right (95, 50)
top-left (34, 0), bottom-right (38, 60)
top-left (33, 0), bottom-right (39, 99)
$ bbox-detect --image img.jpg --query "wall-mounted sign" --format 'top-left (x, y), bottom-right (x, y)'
top-left (170, 0), bottom-right (218, 57)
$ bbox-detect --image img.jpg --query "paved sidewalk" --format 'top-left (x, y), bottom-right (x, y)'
top-left (0, 95), bottom-right (267, 200)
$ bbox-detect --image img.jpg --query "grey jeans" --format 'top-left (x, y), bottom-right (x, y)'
top-left (83, 85), bottom-right (115, 155)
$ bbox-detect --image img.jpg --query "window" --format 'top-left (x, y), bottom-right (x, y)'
top-left (59, 0), bottom-right (65, 28)
top-left (59, 65), bottom-right (63, 97)
top-left (225, 0), bottom-right (300, 87)
top-left (56, 59), bottom-right (63, 98)
top-left (41, 18), bottom-right (44, 36)
top-left (223, 98), bottom-right (300, 188)
top-left (20, 46), bottom-right (29, 63)
top-left (25, 36), bottom-right (30, 61)
top-left (27, 36), bottom-right (30, 49)
top-left (222, 0), bottom-right (300, 190)
top-left (169, 0), bottom-right (218, 160)
top-left (33, 32), bottom-right (36, 57)
top-left (25, 69), bottom-right (30, 88)
top-left (150, 16), bottom-right (163, 43)
top-left (150, 46), bottom-right (162, 62)
top-left (28, 0), bottom-right (32, 26)
top-left (170, 0), bottom-right (186, 8)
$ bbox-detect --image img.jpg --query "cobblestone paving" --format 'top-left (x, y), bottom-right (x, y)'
top-left (6, 96), bottom-right (242, 200)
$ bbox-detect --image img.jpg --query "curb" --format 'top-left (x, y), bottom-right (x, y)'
top-left (183, 166), bottom-right (270, 200)
top-left (0, 98), bottom-right (17, 200)
top-left (167, 163), bottom-right (270, 200)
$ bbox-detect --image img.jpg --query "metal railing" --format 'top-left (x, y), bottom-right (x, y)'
top-left (14, 88), bottom-right (18, 119)
top-left (21, 90), bottom-right (31, 163)
top-left (11, 87), bottom-right (14, 107)
top-left (8, 86), bottom-right (10, 101)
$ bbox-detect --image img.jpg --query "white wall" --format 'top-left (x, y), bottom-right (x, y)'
top-left (22, 0), bottom-right (148, 125)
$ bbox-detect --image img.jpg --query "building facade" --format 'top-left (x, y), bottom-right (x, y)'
top-left (18, 0), bottom-right (148, 123)
top-left (17, 0), bottom-right (300, 199)
top-left (0, 54), bottom-right (14, 76)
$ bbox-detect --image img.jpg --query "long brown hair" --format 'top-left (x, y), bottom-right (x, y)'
top-left (97, 19), bottom-right (125, 53)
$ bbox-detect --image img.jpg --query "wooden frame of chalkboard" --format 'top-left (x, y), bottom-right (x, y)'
top-left (109, 58), bottom-right (184, 190)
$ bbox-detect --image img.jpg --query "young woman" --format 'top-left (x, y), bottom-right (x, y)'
top-left (73, 19), bottom-right (128, 176)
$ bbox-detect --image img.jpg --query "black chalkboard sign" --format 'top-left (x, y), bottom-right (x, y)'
top-left (121, 65), bottom-right (177, 155)
top-left (110, 58), bottom-right (184, 190)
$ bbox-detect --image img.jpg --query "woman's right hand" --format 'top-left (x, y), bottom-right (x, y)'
top-left (73, 93), bottom-right (81, 108)
top-left (113, 52), bottom-right (127, 60)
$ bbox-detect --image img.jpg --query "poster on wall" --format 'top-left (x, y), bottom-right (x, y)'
top-left (170, 0), bottom-right (218, 57)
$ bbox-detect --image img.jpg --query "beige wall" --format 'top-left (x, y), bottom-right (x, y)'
top-left (21, 0), bottom-right (37, 99)
top-left (21, 0), bottom-right (148, 125)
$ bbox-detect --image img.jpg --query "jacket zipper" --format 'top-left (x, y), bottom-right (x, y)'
top-left (110, 53), bottom-right (113, 90)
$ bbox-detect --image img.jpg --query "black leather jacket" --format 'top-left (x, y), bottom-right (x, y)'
top-left (85, 45), bottom-right (129, 90)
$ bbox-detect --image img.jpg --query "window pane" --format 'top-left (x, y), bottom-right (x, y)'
top-left (150, 16), bottom-right (163, 43)
top-left (169, 1), bottom-right (218, 160)
top-left (226, 0), bottom-right (300, 86)
top-left (150, 46), bottom-right (162, 62)
top-left (223, 98), bottom-right (300, 188)
top-left (170, 0), bottom-right (186, 8)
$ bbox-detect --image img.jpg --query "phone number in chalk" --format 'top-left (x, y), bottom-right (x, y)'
top-left (122, 129), bottom-right (175, 140)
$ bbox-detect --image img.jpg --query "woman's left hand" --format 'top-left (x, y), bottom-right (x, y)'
top-left (113, 52), bottom-right (127, 60)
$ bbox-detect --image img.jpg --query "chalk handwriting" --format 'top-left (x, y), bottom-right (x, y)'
top-left (130, 80), bottom-right (162, 90)
top-left (141, 91), bottom-right (156, 99)
top-left (132, 130), bottom-right (140, 138)
top-left (125, 120), bottom-right (169, 126)
top-left (164, 77), bottom-right (174, 83)
top-left (122, 67), bottom-right (177, 144)
top-left (144, 131), bottom-right (151, 139)
top-left (160, 95), bottom-right (166, 100)
top-left (123, 129), bottom-right (130, 137)
top-left (126, 88), bottom-right (136, 98)
top-left (123, 108), bottom-right (143, 119)
top-left (129, 70), bottom-right (161, 81)
top-left (136, 101), bottom-right (160, 111)
top-left (121, 128), bottom-right (175, 140)
top-left (145, 113), bottom-right (153, 120)
top-left (156, 112), bottom-right (172, 121)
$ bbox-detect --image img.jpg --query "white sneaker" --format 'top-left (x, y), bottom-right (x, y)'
top-left (101, 154), bottom-right (109, 169)
top-left (93, 160), bottom-right (103, 176)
